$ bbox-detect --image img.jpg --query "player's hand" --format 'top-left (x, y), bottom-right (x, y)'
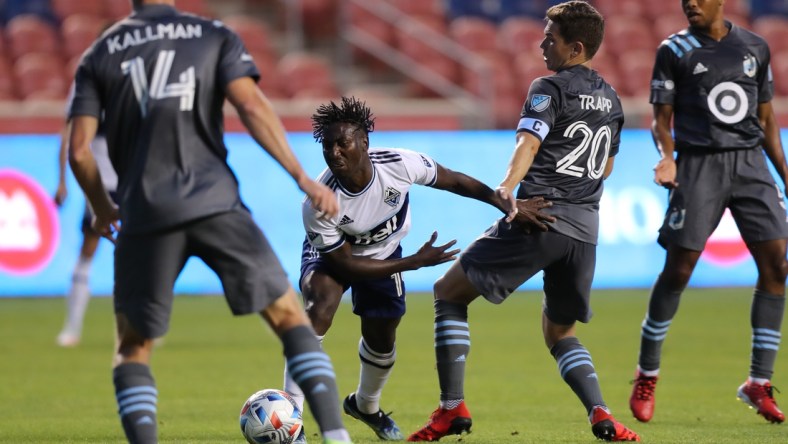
top-left (512, 197), bottom-right (555, 234)
top-left (653, 157), bottom-right (678, 189)
top-left (91, 205), bottom-right (121, 244)
top-left (54, 182), bottom-right (67, 207)
top-left (495, 186), bottom-right (518, 223)
top-left (412, 231), bottom-right (459, 268)
top-left (301, 178), bottom-right (338, 220)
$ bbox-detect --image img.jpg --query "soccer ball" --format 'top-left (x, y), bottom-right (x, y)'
top-left (239, 389), bottom-right (304, 444)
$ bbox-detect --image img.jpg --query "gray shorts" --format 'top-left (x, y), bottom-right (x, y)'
top-left (114, 209), bottom-right (290, 338)
top-left (658, 148), bottom-right (788, 250)
top-left (460, 219), bottom-right (596, 324)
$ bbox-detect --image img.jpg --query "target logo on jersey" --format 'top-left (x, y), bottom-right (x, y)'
top-left (701, 209), bottom-right (750, 267)
top-left (0, 169), bottom-right (60, 275)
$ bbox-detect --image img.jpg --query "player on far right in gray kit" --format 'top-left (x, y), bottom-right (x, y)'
top-left (629, 0), bottom-right (787, 425)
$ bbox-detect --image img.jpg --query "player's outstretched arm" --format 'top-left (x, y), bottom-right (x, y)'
top-left (69, 115), bottom-right (119, 242)
top-left (226, 77), bottom-right (338, 218)
top-left (758, 101), bottom-right (788, 188)
top-left (321, 232), bottom-right (459, 281)
top-left (431, 163), bottom-right (516, 220)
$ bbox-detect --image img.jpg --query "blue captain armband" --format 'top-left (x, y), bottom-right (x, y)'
top-left (517, 117), bottom-right (550, 141)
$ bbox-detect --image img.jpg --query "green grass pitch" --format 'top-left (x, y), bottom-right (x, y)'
top-left (1, 288), bottom-right (786, 443)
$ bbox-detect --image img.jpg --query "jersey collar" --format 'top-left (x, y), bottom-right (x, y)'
top-left (132, 4), bottom-right (178, 19)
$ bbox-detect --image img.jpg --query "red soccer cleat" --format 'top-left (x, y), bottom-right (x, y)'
top-left (590, 406), bottom-right (640, 442)
top-left (629, 371), bottom-right (658, 422)
top-left (407, 401), bottom-right (472, 442)
top-left (737, 380), bottom-right (785, 423)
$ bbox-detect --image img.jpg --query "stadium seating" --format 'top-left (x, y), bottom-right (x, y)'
top-left (0, 57), bottom-right (15, 99)
top-left (13, 52), bottom-right (68, 100)
top-left (61, 14), bottom-right (107, 60)
top-left (604, 17), bottom-right (660, 54)
top-left (616, 49), bottom-right (654, 98)
top-left (497, 16), bottom-right (545, 58)
top-left (220, 15), bottom-right (274, 56)
top-left (753, 16), bottom-right (788, 54)
top-left (653, 13), bottom-right (690, 41)
top-left (276, 52), bottom-right (339, 98)
top-left (449, 16), bottom-right (499, 53)
top-left (5, 14), bottom-right (60, 60)
top-left (51, 0), bottom-right (104, 19)
top-left (771, 50), bottom-right (788, 96)
top-left (104, 0), bottom-right (131, 20)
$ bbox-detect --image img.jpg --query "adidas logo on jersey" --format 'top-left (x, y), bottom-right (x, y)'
top-left (693, 62), bottom-right (708, 75)
top-left (338, 215), bottom-right (354, 226)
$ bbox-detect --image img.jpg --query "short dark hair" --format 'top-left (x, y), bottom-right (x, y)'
top-left (311, 96), bottom-right (375, 143)
top-left (546, 1), bottom-right (605, 59)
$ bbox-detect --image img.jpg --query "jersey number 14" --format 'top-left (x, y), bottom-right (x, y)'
top-left (121, 50), bottom-right (196, 117)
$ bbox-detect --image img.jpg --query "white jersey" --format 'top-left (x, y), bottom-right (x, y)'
top-left (65, 82), bottom-right (118, 191)
top-left (303, 148), bottom-right (438, 259)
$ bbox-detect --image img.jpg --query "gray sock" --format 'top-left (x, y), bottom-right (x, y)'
top-left (434, 299), bottom-right (469, 403)
top-left (113, 363), bottom-right (158, 444)
top-left (750, 290), bottom-right (785, 380)
top-left (638, 277), bottom-right (682, 371)
top-left (551, 336), bottom-right (605, 413)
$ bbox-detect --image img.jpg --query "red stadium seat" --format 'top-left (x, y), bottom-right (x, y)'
top-left (104, 0), bottom-right (131, 20)
top-left (13, 52), bottom-right (68, 100)
top-left (461, 50), bottom-right (515, 98)
top-left (497, 16), bottom-right (545, 58)
top-left (220, 16), bottom-right (274, 57)
top-left (299, 0), bottom-right (338, 39)
top-left (449, 16), bottom-right (499, 53)
top-left (347, 2), bottom-right (396, 72)
top-left (5, 14), bottom-right (61, 60)
top-left (771, 50), bottom-right (788, 96)
top-left (404, 54), bottom-right (460, 98)
top-left (276, 52), bottom-right (338, 98)
top-left (653, 13), bottom-right (690, 41)
top-left (395, 15), bottom-right (448, 63)
top-left (592, 0), bottom-right (645, 18)
top-left (176, 0), bottom-right (212, 17)
top-left (615, 50), bottom-right (654, 97)
top-left (51, 0), bottom-right (104, 19)
top-left (605, 18), bottom-right (660, 54)
top-left (0, 56), bottom-right (16, 99)
top-left (387, 0), bottom-right (444, 18)
top-left (513, 52), bottom-right (551, 86)
top-left (62, 14), bottom-right (108, 60)
top-left (753, 16), bottom-right (788, 54)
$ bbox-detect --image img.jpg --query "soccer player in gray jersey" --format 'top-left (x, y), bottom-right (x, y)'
top-left (630, 0), bottom-right (788, 425)
top-left (67, 1), bottom-right (353, 443)
top-left (408, 2), bottom-right (639, 442)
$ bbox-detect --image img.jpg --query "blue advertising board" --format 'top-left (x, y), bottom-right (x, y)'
top-left (1, 129), bottom-right (785, 297)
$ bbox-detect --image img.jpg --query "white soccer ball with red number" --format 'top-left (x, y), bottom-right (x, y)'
top-left (239, 389), bottom-right (303, 444)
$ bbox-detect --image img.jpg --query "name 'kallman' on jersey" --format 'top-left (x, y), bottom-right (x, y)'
top-left (106, 23), bottom-right (203, 54)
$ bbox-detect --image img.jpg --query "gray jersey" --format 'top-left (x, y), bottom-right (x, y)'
top-left (69, 4), bottom-right (259, 234)
top-left (516, 65), bottom-right (624, 244)
top-left (650, 22), bottom-right (773, 151)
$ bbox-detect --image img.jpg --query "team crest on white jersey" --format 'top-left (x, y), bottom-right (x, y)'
top-left (384, 187), bottom-right (401, 207)
top-left (530, 94), bottom-right (551, 112)
top-left (743, 54), bottom-right (757, 78)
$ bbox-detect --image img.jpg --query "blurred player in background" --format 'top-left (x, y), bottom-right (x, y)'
top-left (54, 82), bottom-right (118, 347)
top-left (630, 0), bottom-right (787, 425)
top-left (283, 96), bottom-right (553, 441)
top-left (67, 1), bottom-right (353, 443)
top-left (408, 2), bottom-right (640, 441)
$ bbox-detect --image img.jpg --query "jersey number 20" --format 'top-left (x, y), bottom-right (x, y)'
top-left (556, 121), bottom-right (611, 179)
top-left (121, 50), bottom-right (195, 117)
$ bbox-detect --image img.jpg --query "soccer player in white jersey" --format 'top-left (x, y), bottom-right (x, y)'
top-left (283, 96), bottom-right (554, 441)
top-left (54, 82), bottom-right (118, 347)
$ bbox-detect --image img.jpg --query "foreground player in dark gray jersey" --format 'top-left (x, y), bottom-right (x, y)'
top-left (408, 2), bottom-right (639, 442)
top-left (68, 1), bottom-right (352, 443)
top-left (629, 0), bottom-right (787, 425)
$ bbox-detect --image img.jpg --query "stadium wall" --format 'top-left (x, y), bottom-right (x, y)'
top-left (2, 129), bottom-right (786, 297)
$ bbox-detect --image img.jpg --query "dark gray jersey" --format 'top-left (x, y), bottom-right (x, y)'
top-left (516, 64), bottom-right (624, 244)
top-left (650, 22), bottom-right (773, 151)
top-left (70, 4), bottom-right (260, 234)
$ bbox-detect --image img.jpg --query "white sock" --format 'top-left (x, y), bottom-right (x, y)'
top-left (749, 376), bottom-right (770, 385)
top-left (355, 337), bottom-right (395, 415)
top-left (62, 255), bottom-right (92, 335)
top-left (637, 366), bottom-right (659, 378)
top-left (283, 335), bottom-right (324, 412)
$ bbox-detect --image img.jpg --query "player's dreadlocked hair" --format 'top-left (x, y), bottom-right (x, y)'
top-left (312, 96), bottom-right (375, 143)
